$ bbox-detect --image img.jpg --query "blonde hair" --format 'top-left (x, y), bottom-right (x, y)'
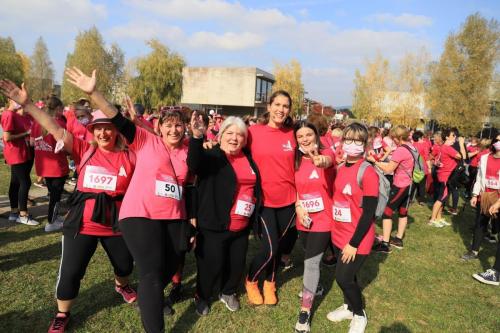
top-left (390, 125), bottom-right (409, 141)
top-left (479, 138), bottom-right (492, 150)
top-left (331, 127), bottom-right (343, 137)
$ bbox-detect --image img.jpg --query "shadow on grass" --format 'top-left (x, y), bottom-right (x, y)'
top-left (380, 321), bottom-right (412, 332)
top-left (169, 302), bottom-right (199, 333)
top-left (0, 241), bottom-right (60, 271)
top-left (0, 224), bottom-right (47, 245)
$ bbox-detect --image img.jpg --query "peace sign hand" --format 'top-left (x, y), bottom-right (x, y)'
top-left (123, 95), bottom-right (137, 122)
top-left (65, 67), bottom-right (96, 94)
top-left (190, 111), bottom-right (206, 139)
top-left (0, 80), bottom-right (29, 106)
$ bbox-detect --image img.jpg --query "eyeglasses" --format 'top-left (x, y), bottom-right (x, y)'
top-left (343, 138), bottom-right (365, 146)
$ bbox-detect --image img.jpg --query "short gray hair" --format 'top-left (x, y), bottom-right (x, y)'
top-left (218, 116), bottom-right (248, 144)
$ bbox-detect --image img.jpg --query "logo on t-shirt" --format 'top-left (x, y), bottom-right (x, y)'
top-left (250, 167), bottom-right (255, 175)
top-left (118, 166), bottom-right (127, 177)
top-left (282, 140), bottom-right (293, 152)
top-left (309, 170), bottom-right (319, 179)
top-left (342, 184), bottom-right (352, 196)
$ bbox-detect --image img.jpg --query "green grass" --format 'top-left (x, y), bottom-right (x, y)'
top-left (1, 172), bottom-right (499, 332)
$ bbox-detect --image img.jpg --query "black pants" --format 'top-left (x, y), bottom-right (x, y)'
top-left (56, 234), bottom-right (133, 300)
top-left (195, 228), bottom-right (249, 301)
top-left (448, 172), bottom-right (460, 209)
top-left (120, 217), bottom-right (184, 333)
top-left (46, 176), bottom-right (67, 222)
top-left (9, 160), bottom-right (33, 211)
top-left (467, 166), bottom-right (478, 196)
top-left (471, 206), bottom-right (499, 252)
top-left (333, 246), bottom-right (367, 316)
top-left (410, 175), bottom-right (427, 203)
top-left (247, 204), bottom-right (296, 282)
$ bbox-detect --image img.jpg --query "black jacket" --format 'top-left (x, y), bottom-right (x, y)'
top-left (187, 137), bottom-right (262, 232)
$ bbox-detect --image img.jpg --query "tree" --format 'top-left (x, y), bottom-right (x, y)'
top-left (351, 53), bottom-right (390, 124)
top-left (428, 13), bottom-right (499, 134)
top-left (61, 27), bottom-right (125, 104)
top-left (127, 39), bottom-right (185, 109)
top-left (272, 59), bottom-right (304, 116)
top-left (0, 37), bottom-right (24, 105)
top-left (27, 37), bottom-right (54, 101)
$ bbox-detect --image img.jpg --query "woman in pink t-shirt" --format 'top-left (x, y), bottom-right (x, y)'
top-left (1, 99), bottom-right (36, 225)
top-left (0, 80), bottom-right (137, 333)
top-left (64, 67), bottom-right (191, 333)
top-left (368, 125), bottom-right (416, 253)
top-left (292, 120), bottom-right (335, 332)
top-left (327, 123), bottom-right (379, 332)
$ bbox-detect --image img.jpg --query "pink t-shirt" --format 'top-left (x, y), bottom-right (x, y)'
top-left (228, 153), bottom-right (257, 232)
top-left (332, 160), bottom-right (379, 255)
top-left (295, 149), bottom-right (335, 232)
top-left (468, 146), bottom-right (481, 168)
top-left (248, 124), bottom-right (296, 207)
top-left (436, 144), bottom-right (459, 183)
top-left (119, 127), bottom-right (189, 220)
top-left (391, 145), bottom-right (415, 188)
top-left (1, 110), bottom-right (32, 165)
top-left (31, 119), bottom-right (69, 177)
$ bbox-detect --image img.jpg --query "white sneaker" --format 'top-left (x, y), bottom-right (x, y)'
top-left (8, 212), bottom-right (19, 222)
top-left (327, 304), bottom-right (354, 322)
top-left (348, 311), bottom-right (367, 333)
top-left (45, 219), bottom-right (64, 232)
top-left (16, 215), bottom-right (39, 226)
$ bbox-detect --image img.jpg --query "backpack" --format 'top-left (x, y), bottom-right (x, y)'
top-left (401, 144), bottom-right (425, 184)
top-left (356, 160), bottom-right (391, 219)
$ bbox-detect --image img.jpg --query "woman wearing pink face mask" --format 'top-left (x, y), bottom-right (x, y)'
top-left (327, 123), bottom-right (379, 333)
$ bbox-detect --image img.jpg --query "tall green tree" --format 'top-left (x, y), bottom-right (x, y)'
top-left (0, 37), bottom-right (24, 105)
top-left (428, 13), bottom-right (499, 134)
top-left (272, 59), bottom-right (304, 116)
top-left (28, 37), bottom-right (54, 101)
top-left (62, 27), bottom-right (124, 104)
top-left (127, 39), bottom-right (185, 109)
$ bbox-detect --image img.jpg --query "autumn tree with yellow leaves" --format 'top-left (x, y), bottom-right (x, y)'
top-left (272, 59), bottom-right (304, 117)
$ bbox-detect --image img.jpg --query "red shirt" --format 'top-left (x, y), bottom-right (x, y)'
top-left (295, 149), bottom-right (335, 232)
top-left (31, 119), bottom-right (69, 177)
top-left (67, 117), bottom-right (93, 142)
top-left (248, 124), bottom-right (295, 207)
top-left (484, 154), bottom-right (500, 193)
top-left (469, 147), bottom-right (485, 168)
top-left (332, 160), bottom-right (379, 255)
top-left (1, 110), bottom-right (32, 165)
top-left (228, 152), bottom-right (257, 232)
top-left (73, 138), bottom-right (134, 236)
top-left (391, 145), bottom-right (415, 188)
top-left (413, 141), bottom-right (430, 174)
top-left (436, 144), bottom-right (459, 183)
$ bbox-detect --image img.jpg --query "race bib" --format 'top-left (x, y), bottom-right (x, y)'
top-left (486, 177), bottom-right (499, 190)
top-left (83, 166), bottom-right (117, 191)
top-left (333, 202), bottom-right (352, 223)
top-left (300, 194), bottom-right (324, 213)
top-left (155, 180), bottom-right (183, 200)
top-left (235, 200), bottom-right (255, 217)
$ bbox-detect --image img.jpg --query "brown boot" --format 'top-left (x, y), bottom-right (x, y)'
top-left (263, 280), bottom-right (277, 305)
top-left (245, 279), bottom-right (263, 305)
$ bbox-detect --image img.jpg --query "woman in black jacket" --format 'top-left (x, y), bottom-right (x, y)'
top-left (188, 112), bottom-right (262, 315)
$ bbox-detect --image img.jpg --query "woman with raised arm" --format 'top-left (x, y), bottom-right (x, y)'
top-left (0, 80), bottom-right (136, 333)
top-left (64, 67), bottom-right (192, 333)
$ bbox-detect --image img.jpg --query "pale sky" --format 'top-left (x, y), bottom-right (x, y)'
top-left (1, 0), bottom-right (498, 106)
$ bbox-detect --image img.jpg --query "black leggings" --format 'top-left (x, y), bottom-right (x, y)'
top-left (247, 204), bottom-right (295, 282)
top-left (46, 176), bottom-right (67, 222)
top-left (56, 234), bottom-right (133, 300)
top-left (9, 160), bottom-right (33, 211)
top-left (120, 217), bottom-right (184, 333)
top-left (333, 246), bottom-right (368, 316)
top-left (410, 175), bottom-right (427, 203)
top-left (471, 206), bottom-right (499, 252)
top-left (195, 228), bottom-right (249, 301)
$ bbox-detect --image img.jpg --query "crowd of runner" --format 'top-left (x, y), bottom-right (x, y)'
top-left (0, 68), bottom-right (498, 333)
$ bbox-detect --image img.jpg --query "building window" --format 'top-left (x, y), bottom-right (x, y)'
top-left (256, 78), bottom-right (262, 101)
top-left (256, 78), bottom-right (273, 102)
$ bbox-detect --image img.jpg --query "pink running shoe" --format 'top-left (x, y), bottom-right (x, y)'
top-left (115, 284), bottom-right (137, 303)
top-left (48, 312), bottom-right (70, 333)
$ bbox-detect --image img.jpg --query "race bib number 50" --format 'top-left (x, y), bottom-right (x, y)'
top-left (83, 166), bottom-right (117, 191)
top-left (155, 180), bottom-right (183, 200)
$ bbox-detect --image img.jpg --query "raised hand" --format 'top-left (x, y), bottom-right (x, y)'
top-left (190, 111), bottom-right (207, 139)
top-left (65, 67), bottom-right (96, 94)
top-left (124, 95), bottom-right (137, 122)
top-left (0, 80), bottom-right (29, 106)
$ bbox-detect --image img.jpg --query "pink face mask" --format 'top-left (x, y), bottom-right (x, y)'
top-left (342, 142), bottom-right (365, 157)
top-left (494, 141), bottom-right (500, 151)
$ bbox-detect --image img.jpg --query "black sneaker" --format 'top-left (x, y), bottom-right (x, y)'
top-left (294, 310), bottom-right (311, 333)
top-left (322, 255), bottom-right (337, 267)
top-left (279, 257), bottom-right (294, 271)
top-left (472, 269), bottom-right (499, 286)
top-left (389, 236), bottom-right (403, 249)
top-left (167, 283), bottom-right (182, 304)
top-left (372, 241), bottom-right (392, 254)
top-left (194, 297), bottom-right (210, 316)
top-left (461, 251), bottom-right (478, 261)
